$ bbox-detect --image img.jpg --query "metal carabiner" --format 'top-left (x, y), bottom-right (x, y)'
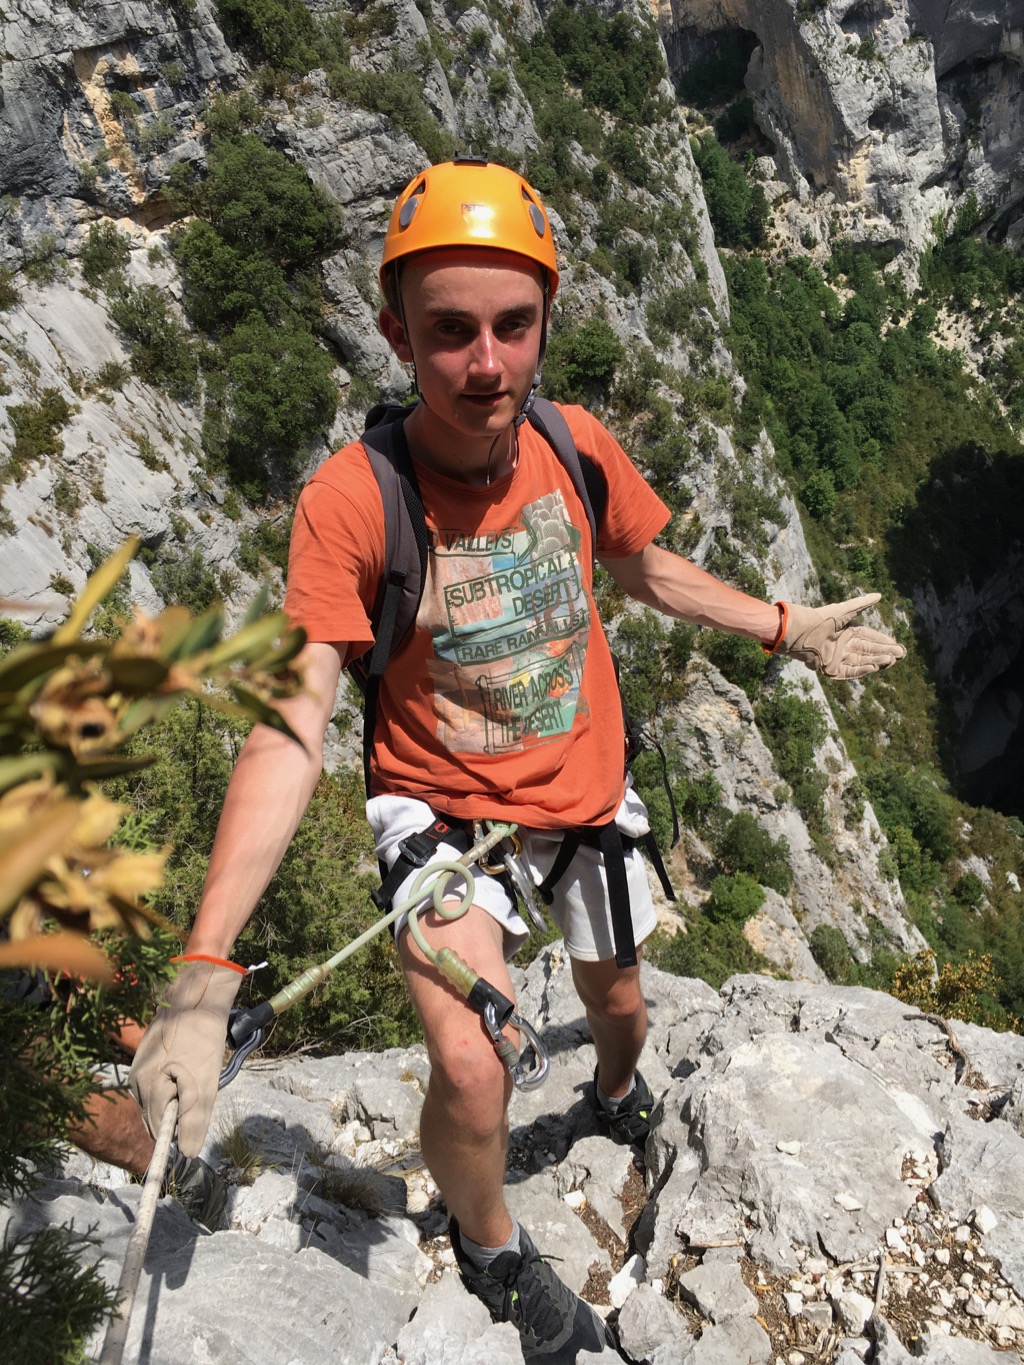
top-left (476, 825), bottom-right (548, 934)
top-left (482, 1001), bottom-right (550, 1090)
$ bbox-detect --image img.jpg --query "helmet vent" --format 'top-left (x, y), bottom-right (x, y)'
top-left (527, 204), bottom-right (546, 239)
top-left (398, 196), bottom-right (421, 230)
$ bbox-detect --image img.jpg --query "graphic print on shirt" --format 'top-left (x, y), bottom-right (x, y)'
top-left (423, 491), bottom-right (591, 755)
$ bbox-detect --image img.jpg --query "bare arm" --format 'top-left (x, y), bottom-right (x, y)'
top-left (185, 640), bottom-right (344, 959)
top-left (600, 543), bottom-right (905, 678)
top-left (600, 542), bottom-right (780, 643)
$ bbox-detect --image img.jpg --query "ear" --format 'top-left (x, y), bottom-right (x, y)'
top-left (379, 306), bottom-right (413, 363)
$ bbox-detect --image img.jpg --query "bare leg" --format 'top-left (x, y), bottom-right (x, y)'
top-left (70, 1087), bottom-right (156, 1177)
top-left (399, 903), bottom-right (517, 1249)
top-left (571, 953), bottom-right (647, 1099)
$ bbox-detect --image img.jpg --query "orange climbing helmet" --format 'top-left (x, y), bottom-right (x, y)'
top-left (379, 158), bottom-right (559, 301)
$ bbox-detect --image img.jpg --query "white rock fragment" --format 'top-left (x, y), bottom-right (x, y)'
top-left (885, 1228), bottom-right (909, 1255)
top-left (971, 1205), bottom-right (998, 1235)
top-left (563, 1190), bottom-right (586, 1210)
top-left (608, 1254), bottom-right (646, 1310)
top-left (777, 1140), bottom-right (802, 1156)
top-left (834, 1192), bottom-right (863, 1212)
top-left (834, 1289), bottom-right (874, 1335)
top-left (784, 1291), bottom-right (804, 1317)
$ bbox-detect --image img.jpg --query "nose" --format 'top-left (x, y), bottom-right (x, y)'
top-left (468, 327), bottom-right (501, 380)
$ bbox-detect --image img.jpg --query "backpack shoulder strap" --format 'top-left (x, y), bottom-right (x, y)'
top-left (525, 397), bottom-right (607, 556)
top-left (352, 406), bottom-right (428, 794)
top-left (357, 407), bottom-right (428, 682)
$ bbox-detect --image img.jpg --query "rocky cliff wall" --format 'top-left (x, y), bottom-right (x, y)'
top-left (656, 0), bottom-right (1024, 265)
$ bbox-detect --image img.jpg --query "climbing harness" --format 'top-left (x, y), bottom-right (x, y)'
top-left (224, 817), bottom-right (549, 1093)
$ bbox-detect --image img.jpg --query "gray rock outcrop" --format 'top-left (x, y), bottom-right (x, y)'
top-left (6, 946), bottom-right (1023, 1362)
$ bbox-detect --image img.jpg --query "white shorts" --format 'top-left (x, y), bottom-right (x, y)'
top-left (366, 784), bottom-right (658, 963)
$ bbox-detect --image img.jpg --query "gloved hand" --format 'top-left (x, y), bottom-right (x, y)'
top-left (129, 956), bottom-right (244, 1157)
top-left (773, 593), bottom-right (906, 679)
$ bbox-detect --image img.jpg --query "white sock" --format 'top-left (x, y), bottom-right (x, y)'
top-left (458, 1219), bottom-right (521, 1270)
top-left (596, 1073), bottom-right (636, 1113)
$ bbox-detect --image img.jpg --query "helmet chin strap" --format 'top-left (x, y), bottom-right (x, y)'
top-left (514, 281), bottom-right (550, 427)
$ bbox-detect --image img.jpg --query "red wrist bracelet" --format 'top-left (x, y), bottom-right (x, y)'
top-left (763, 601), bottom-right (789, 655)
top-left (172, 953), bottom-right (247, 975)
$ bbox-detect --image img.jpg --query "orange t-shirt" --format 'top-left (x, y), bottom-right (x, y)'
top-left (284, 404), bottom-right (669, 828)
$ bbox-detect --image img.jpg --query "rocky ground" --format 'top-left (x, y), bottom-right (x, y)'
top-left (4, 946), bottom-right (1024, 1363)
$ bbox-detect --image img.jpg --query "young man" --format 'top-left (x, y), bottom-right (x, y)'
top-left (130, 161), bottom-right (904, 1361)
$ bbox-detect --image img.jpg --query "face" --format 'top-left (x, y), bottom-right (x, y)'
top-left (380, 248), bottom-right (546, 454)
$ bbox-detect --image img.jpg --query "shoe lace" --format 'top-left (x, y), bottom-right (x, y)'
top-left (502, 1251), bottom-right (568, 1342)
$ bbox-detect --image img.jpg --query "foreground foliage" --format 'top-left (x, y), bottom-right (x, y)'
top-left (0, 548), bottom-right (305, 1357)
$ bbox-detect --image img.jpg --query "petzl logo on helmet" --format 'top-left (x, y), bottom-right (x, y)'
top-left (461, 202), bottom-right (496, 238)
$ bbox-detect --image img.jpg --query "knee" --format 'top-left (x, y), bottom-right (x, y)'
top-left (426, 1030), bottom-right (511, 1135)
top-left (580, 972), bottom-right (645, 1026)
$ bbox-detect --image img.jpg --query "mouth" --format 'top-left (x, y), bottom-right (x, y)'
top-left (461, 390), bottom-right (508, 408)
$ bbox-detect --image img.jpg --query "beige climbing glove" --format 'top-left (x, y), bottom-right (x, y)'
top-left (769, 593), bottom-right (906, 680)
top-left (129, 955), bottom-right (244, 1157)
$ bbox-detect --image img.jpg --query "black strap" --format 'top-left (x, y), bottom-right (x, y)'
top-left (537, 822), bottom-right (638, 969)
top-left (372, 816), bottom-right (474, 912)
top-left (641, 831), bottom-right (677, 903)
top-left (354, 413), bottom-right (428, 797)
top-left (597, 822), bottom-right (638, 969)
top-left (537, 832), bottom-right (582, 906)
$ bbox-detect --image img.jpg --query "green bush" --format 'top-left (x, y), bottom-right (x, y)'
top-left (646, 914), bottom-right (768, 990)
top-left (148, 547), bottom-right (221, 613)
top-left (692, 133), bottom-right (768, 249)
top-left (216, 0), bottom-right (320, 73)
top-left (0, 268), bottom-right (21, 310)
top-left (217, 314), bottom-right (336, 481)
top-left (704, 871), bottom-right (766, 924)
top-left (79, 221), bottom-right (131, 286)
top-left (543, 317), bottom-right (624, 403)
top-left (199, 134), bottom-right (342, 268)
top-left (703, 632), bottom-right (768, 699)
top-left (809, 923), bottom-right (858, 984)
top-left (715, 811), bottom-right (792, 894)
top-left (4, 389), bottom-right (74, 479)
top-left (108, 281), bottom-right (199, 400)
top-left (755, 685), bottom-right (830, 829)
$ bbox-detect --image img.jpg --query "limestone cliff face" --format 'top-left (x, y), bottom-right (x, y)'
top-left (657, 0), bottom-right (1024, 262)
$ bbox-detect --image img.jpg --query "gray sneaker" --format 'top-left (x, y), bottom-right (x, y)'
top-left (592, 1067), bottom-right (654, 1148)
top-left (450, 1217), bottom-right (613, 1361)
top-left (163, 1151), bottom-right (228, 1230)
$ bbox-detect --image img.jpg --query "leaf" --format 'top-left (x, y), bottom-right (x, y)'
top-left (150, 604), bottom-right (198, 659)
top-left (0, 639), bottom-right (107, 695)
top-left (163, 607), bottom-right (225, 662)
top-left (104, 655), bottom-right (172, 692)
top-left (52, 538), bottom-right (140, 643)
top-left (242, 584), bottom-right (272, 626)
top-left (221, 682), bottom-right (303, 745)
top-left (194, 613), bottom-right (298, 674)
top-left (0, 752), bottom-right (61, 796)
top-left (0, 931), bottom-right (114, 983)
top-left (0, 799), bottom-right (83, 918)
top-left (248, 625), bottom-right (307, 672)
